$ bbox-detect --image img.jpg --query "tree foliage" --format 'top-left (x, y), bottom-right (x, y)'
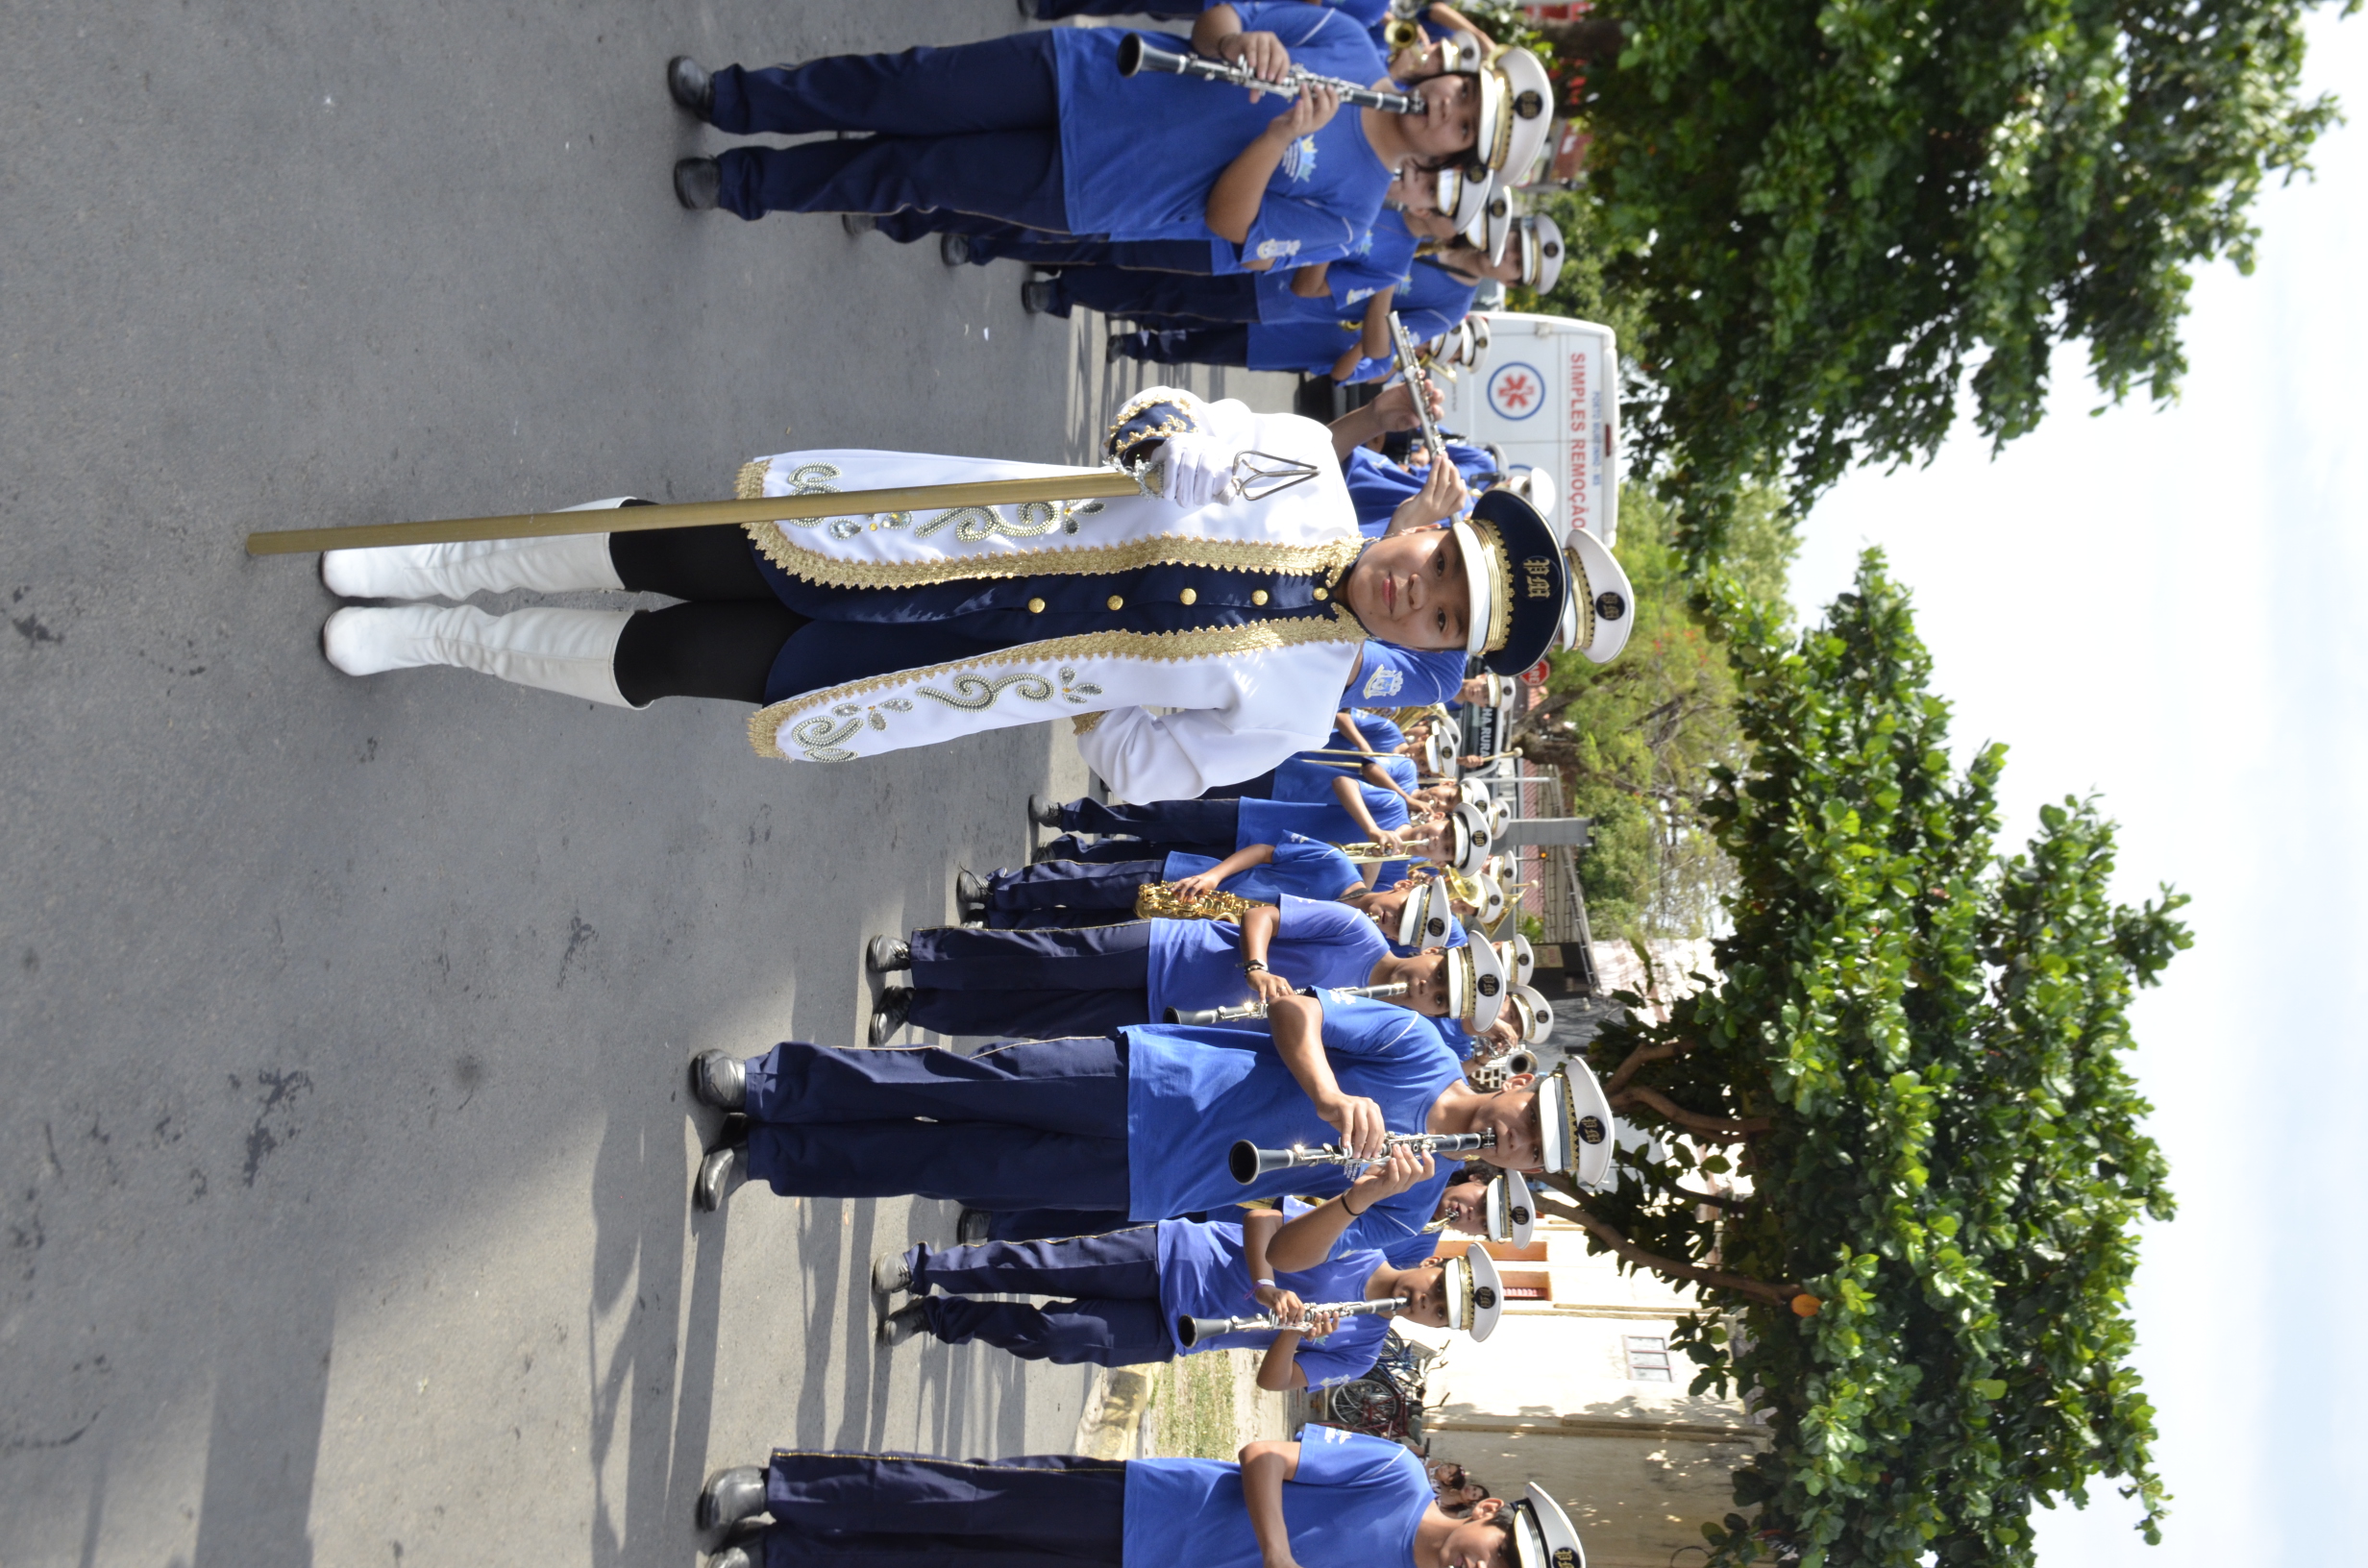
top-left (1514, 483), bottom-right (1794, 938)
top-left (1563, 0), bottom-right (2344, 558)
top-left (1538, 552), bottom-right (2188, 1567)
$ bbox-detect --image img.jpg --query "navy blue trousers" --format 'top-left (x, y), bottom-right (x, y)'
top-left (907, 924), bottom-right (1153, 1038)
top-left (740, 1039), bottom-right (1129, 1210)
top-left (906, 1228), bottom-right (1173, 1367)
top-left (1060, 796), bottom-right (1241, 844)
top-left (709, 35), bottom-right (1069, 229)
top-left (1032, 0), bottom-right (1199, 15)
top-left (759, 1452), bottom-right (1127, 1568)
top-left (871, 212), bottom-right (1217, 274)
top-left (1116, 326), bottom-right (1253, 367)
top-left (1041, 834), bottom-right (1214, 865)
top-left (1045, 268), bottom-right (1262, 324)
top-left (983, 860), bottom-right (1161, 928)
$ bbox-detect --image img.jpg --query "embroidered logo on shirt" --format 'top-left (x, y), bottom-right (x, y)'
top-left (1254, 238), bottom-right (1303, 260)
top-left (1344, 287), bottom-right (1375, 306)
top-left (1282, 135), bottom-right (1320, 183)
top-left (1363, 667), bottom-right (1405, 699)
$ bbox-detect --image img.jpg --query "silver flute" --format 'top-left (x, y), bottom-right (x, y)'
top-left (1177, 1297), bottom-right (1404, 1348)
top-left (1118, 36), bottom-right (1428, 116)
top-left (1167, 980), bottom-right (1410, 1026)
top-left (1228, 1127), bottom-right (1495, 1185)
top-left (1388, 311), bottom-right (1447, 463)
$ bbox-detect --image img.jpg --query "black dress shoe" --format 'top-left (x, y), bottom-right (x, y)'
top-left (688, 1051), bottom-right (746, 1111)
top-left (667, 55), bottom-right (715, 117)
top-left (868, 986), bottom-right (913, 1045)
top-left (954, 868), bottom-right (989, 918)
top-left (866, 934), bottom-right (913, 973)
top-left (704, 1548), bottom-right (755, 1568)
top-left (1027, 794), bottom-right (1066, 828)
top-left (1020, 279), bottom-right (1058, 315)
top-left (955, 1208), bottom-right (993, 1245)
top-left (877, 1300), bottom-right (931, 1346)
top-left (698, 1465), bottom-right (768, 1531)
top-left (939, 232), bottom-right (973, 266)
top-left (694, 1129), bottom-right (749, 1213)
top-left (674, 157), bottom-right (722, 210)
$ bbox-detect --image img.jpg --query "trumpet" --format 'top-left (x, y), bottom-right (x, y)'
top-left (1118, 36), bottom-right (1428, 116)
top-left (1167, 980), bottom-right (1409, 1026)
top-left (1229, 1127), bottom-right (1496, 1184)
top-left (1388, 311), bottom-right (1447, 464)
top-left (1177, 1296), bottom-right (1403, 1348)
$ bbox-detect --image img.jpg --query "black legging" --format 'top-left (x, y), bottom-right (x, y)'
top-left (606, 525), bottom-right (805, 707)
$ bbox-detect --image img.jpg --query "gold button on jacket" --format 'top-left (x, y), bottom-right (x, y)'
top-left (1026, 598), bottom-right (1046, 614)
top-left (1106, 595), bottom-right (1125, 611)
top-left (1178, 588), bottom-right (1197, 605)
top-left (1251, 590), bottom-right (1270, 606)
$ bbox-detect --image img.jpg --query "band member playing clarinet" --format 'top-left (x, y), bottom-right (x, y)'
top-left (866, 1145), bottom-right (1502, 1383)
top-left (664, 8), bottom-right (1512, 275)
top-left (693, 1431), bottom-right (1593, 1568)
top-left (682, 992), bottom-right (1613, 1241)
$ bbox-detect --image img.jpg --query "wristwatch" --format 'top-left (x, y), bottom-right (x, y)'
top-left (1243, 959), bottom-right (1270, 973)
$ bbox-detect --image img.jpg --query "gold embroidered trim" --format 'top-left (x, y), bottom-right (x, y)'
top-left (748, 607), bottom-right (1365, 760)
top-left (1103, 388), bottom-right (1204, 457)
top-left (1073, 711), bottom-right (1107, 736)
top-left (741, 527), bottom-right (1367, 589)
top-left (736, 459), bottom-right (769, 501)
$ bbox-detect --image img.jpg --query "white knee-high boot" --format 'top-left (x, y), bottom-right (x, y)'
top-left (322, 604), bottom-right (645, 708)
top-left (321, 498), bottom-right (642, 600)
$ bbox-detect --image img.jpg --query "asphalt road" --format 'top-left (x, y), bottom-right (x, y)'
top-left (0, 5), bottom-right (1293, 1564)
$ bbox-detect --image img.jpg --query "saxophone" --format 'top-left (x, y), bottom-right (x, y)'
top-left (1132, 883), bottom-right (1272, 922)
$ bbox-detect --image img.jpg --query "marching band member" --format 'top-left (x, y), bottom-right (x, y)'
top-left (966, 832), bottom-right (1370, 929)
top-left (317, 386), bottom-right (1566, 802)
top-left (867, 1145), bottom-right (1503, 1392)
top-left (860, 890), bottom-right (1507, 1042)
top-left (667, 6), bottom-right (1482, 276)
top-left (692, 1432), bottom-right (1591, 1568)
top-left (681, 990), bottom-right (1556, 1239)
top-left (1034, 795), bottom-right (1490, 873)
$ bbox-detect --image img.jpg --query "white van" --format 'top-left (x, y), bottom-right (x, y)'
top-left (1434, 312), bottom-right (1620, 546)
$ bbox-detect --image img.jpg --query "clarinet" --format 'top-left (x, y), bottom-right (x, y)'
top-left (1388, 312), bottom-right (1448, 464)
top-left (1177, 1297), bottom-right (1404, 1348)
top-left (1167, 981), bottom-right (1410, 1026)
top-left (1118, 36), bottom-right (1428, 116)
top-left (1228, 1128), bottom-right (1495, 1184)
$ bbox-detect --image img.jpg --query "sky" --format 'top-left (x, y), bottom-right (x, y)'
top-left (1784, 12), bottom-right (2368, 1565)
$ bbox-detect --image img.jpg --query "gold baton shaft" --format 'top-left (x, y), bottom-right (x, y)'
top-left (243, 470), bottom-right (1147, 556)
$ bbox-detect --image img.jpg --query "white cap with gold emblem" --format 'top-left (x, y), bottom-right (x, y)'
top-left (1441, 799), bottom-right (1494, 873)
top-left (1433, 162), bottom-right (1493, 234)
top-left (1442, 1244), bottom-right (1506, 1339)
top-left (1444, 925), bottom-right (1509, 1033)
top-left (1504, 983), bottom-right (1554, 1044)
top-left (1499, 933), bottom-right (1536, 987)
top-left (1508, 1482), bottom-right (1587, 1568)
top-left (1396, 876), bottom-right (1457, 949)
top-left (1462, 871), bottom-right (1508, 926)
top-left (1554, 526), bottom-right (1635, 664)
top-left (1485, 1169), bottom-right (1537, 1247)
top-left (1421, 729), bottom-right (1460, 779)
top-left (1471, 48), bottom-right (1555, 178)
top-left (1535, 1063), bottom-right (1617, 1186)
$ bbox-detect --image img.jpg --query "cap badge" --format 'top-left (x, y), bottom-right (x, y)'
top-left (1515, 89), bottom-right (1544, 118)
top-left (1594, 591), bottom-right (1627, 621)
top-left (1479, 975), bottom-right (1501, 997)
top-left (1510, 1205), bottom-right (1532, 1224)
top-left (1578, 1115), bottom-right (1607, 1145)
top-left (1554, 1550), bottom-right (1578, 1568)
top-left (1473, 1285), bottom-right (1498, 1310)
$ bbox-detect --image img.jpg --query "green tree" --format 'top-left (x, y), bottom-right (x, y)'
top-left (1528, 551), bottom-right (2187, 1567)
top-left (1513, 482), bottom-right (1794, 938)
top-left (1541, 0), bottom-right (2343, 558)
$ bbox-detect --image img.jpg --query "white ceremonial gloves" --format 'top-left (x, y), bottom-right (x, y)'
top-left (1157, 433), bottom-right (1241, 508)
